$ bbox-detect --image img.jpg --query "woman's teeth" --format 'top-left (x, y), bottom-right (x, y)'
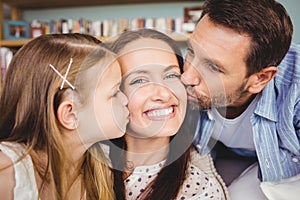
top-left (146, 107), bottom-right (173, 117)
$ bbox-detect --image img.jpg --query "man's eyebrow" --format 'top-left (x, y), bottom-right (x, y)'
top-left (187, 39), bottom-right (226, 72)
top-left (186, 40), bottom-right (193, 50)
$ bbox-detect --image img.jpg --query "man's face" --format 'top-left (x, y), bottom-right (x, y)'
top-left (181, 15), bottom-right (253, 110)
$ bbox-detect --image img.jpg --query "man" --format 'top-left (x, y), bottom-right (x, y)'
top-left (181, 0), bottom-right (300, 199)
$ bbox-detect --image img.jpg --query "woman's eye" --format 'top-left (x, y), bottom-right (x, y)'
top-left (165, 73), bottom-right (181, 79)
top-left (130, 78), bottom-right (147, 85)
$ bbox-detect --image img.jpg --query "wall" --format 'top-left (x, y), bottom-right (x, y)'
top-left (277, 0), bottom-right (300, 43)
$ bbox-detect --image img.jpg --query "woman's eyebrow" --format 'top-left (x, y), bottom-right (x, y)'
top-left (163, 65), bottom-right (180, 73)
top-left (122, 65), bottom-right (179, 82)
top-left (122, 69), bottom-right (149, 82)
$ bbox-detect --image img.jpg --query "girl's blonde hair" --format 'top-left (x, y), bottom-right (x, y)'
top-left (0, 33), bottom-right (115, 199)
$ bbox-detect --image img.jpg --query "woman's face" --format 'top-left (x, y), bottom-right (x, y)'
top-left (119, 38), bottom-right (187, 139)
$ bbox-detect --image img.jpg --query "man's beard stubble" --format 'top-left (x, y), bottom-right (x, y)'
top-left (186, 82), bottom-right (249, 110)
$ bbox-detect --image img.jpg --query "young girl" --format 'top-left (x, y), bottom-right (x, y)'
top-left (109, 29), bottom-right (225, 199)
top-left (0, 33), bottom-right (129, 200)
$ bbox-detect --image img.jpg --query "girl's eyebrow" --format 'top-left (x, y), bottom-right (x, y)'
top-left (112, 82), bottom-right (121, 90)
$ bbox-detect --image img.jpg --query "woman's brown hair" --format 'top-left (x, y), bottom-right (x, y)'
top-left (109, 29), bottom-right (193, 200)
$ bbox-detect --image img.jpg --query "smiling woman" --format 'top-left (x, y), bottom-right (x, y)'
top-left (108, 29), bottom-right (225, 200)
top-left (119, 38), bottom-right (187, 139)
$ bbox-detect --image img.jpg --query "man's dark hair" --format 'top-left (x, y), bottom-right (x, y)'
top-left (200, 0), bottom-right (293, 75)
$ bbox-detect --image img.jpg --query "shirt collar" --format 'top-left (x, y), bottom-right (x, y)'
top-left (254, 78), bottom-right (278, 122)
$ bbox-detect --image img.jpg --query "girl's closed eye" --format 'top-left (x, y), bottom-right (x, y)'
top-left (112, 88), bottom-right (121, 97)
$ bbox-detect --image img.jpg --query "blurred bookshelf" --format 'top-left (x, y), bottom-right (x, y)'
top-left (1, 0), bottom-right (200, 90)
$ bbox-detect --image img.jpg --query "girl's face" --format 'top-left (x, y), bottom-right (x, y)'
top-left (119, 38), bottom-right (187, 138)
top-left (77, 60), bottom-right (129, 145)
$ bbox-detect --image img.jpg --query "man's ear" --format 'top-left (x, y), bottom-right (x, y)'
top-left (248, 66), bottom-right (277, 94)
top-left (57, 100), bottom-right (77, 130)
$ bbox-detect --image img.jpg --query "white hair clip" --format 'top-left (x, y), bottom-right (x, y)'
top-left (49, 58), bottom-right (75, 90)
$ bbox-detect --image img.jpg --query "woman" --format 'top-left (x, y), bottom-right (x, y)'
top-left (109, 29), bottom-right (225, 200)
top-left (0, 33), bottom-right (129, 199)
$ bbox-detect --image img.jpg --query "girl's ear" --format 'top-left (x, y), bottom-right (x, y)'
top-left (57, 99), bottom-right (77, 130)
top-left (248, 66), bottom-right (277, 94)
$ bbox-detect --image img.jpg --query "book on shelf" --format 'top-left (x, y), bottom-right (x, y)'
top-left (4, 16), bottom-right (188, 42)
top-left (50, 17), bottom-right (185, 36)
top-left (0, 47), bottom-right (13, 84)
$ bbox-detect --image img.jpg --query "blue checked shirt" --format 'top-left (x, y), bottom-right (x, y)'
top-left (194, 42), bottom-right (300, 182)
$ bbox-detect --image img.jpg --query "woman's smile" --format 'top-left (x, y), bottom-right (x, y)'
top-left (144, 105), bottom-right (176, 120)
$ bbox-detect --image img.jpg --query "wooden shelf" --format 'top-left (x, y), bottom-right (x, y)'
top-left (2, 0), bottom-right (200, 9)
top-left (0, 33), bottom-right (189, 47)
top-left (1, 39), bottom-right (32, 47)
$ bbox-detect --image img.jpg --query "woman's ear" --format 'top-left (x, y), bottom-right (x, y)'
top-left (57, 99), bottom-right (78, 130)
top-left (248, 66), bottom-right (277, 94)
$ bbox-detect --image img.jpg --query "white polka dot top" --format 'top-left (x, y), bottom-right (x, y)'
top-left (124, 160), bottom-right (223, 199)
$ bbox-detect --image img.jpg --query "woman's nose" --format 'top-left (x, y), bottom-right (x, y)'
top-left (150, 84), bottom-right (172, 102)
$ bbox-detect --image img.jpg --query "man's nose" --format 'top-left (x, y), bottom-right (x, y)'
top-left (181, 62), bottom-right (201, 86)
